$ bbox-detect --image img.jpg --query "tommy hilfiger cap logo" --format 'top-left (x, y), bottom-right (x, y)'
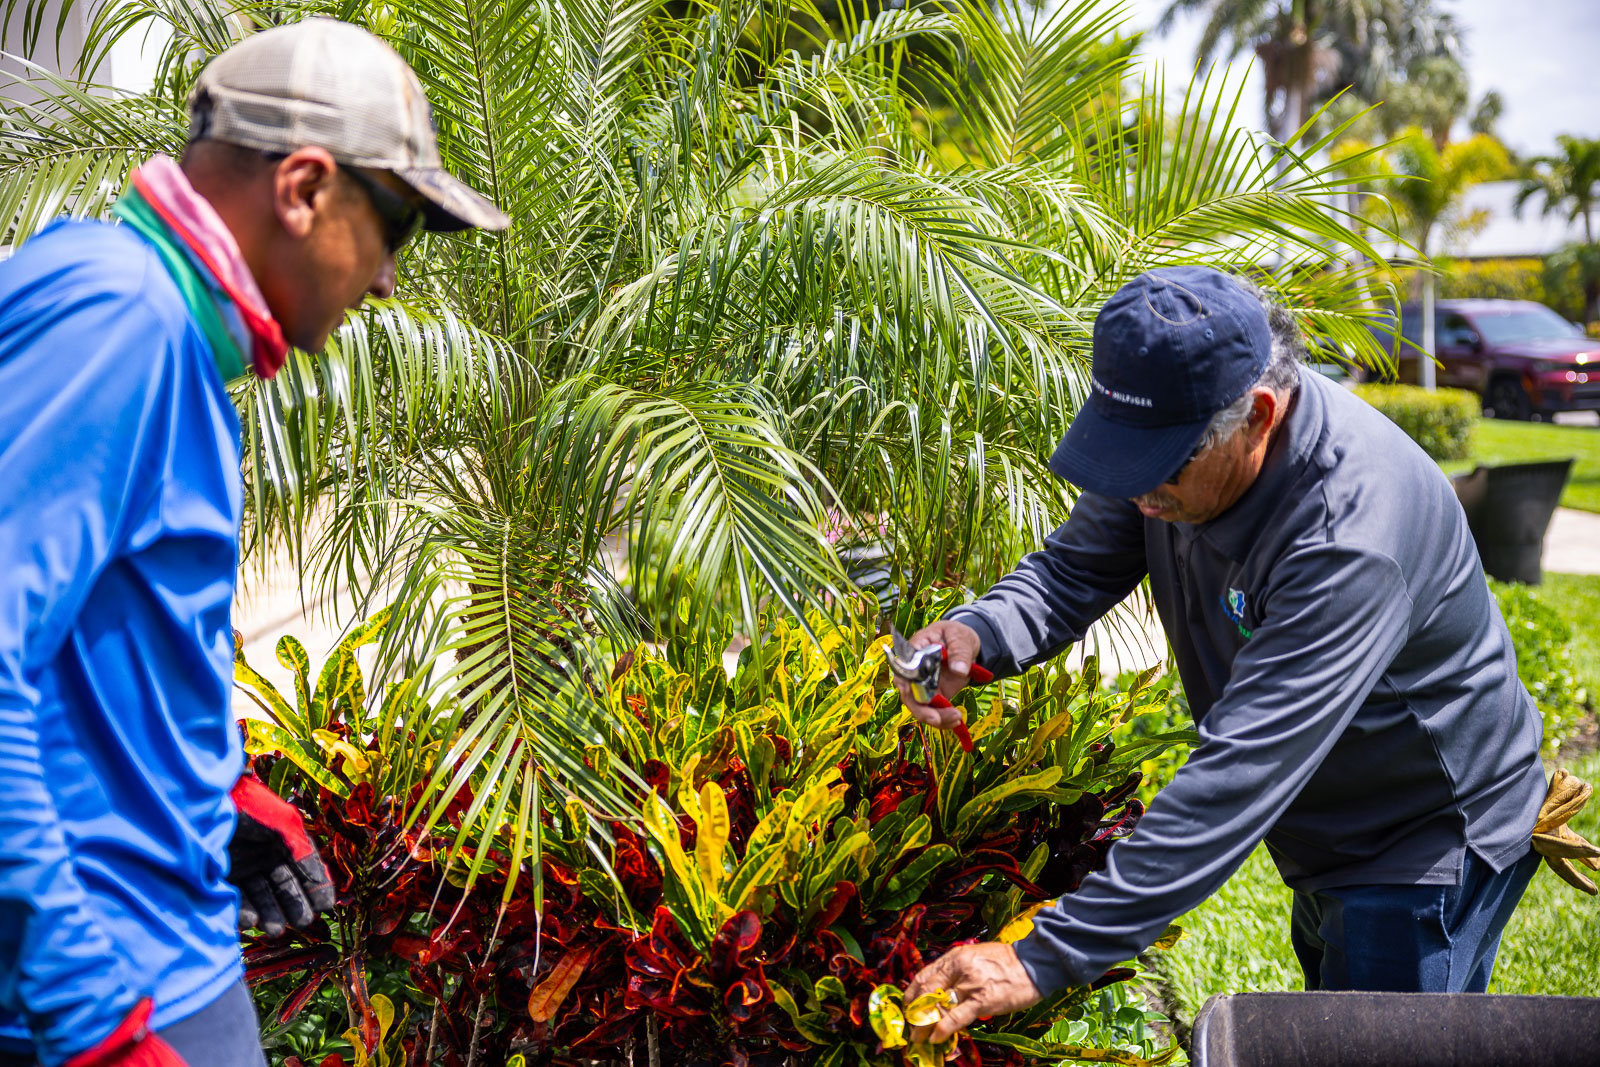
top-left (1090, 376), bottom-right (1154, 409)
top-left (1048, 266), bottom-right (1271, 497)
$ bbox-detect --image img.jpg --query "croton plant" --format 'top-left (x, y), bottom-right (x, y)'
top-left (235, 600), bottom-right (1193, 1067)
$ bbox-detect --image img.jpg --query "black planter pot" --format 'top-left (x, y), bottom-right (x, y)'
top-left (1191, 992), bottom-right (1600, 1067)
top-left (1450, 459), bottom-right (1574, 585)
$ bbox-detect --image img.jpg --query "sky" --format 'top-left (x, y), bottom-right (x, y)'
top-left (1116, 0), bottom-right (1600, 158)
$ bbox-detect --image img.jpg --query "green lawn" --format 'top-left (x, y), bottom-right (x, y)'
top-left (1151, 748), bottom-right (1600, 1020)
top-left (1540, 573), bottom-right (1600, 700)
top-left (1441, 418), bottom-right (1600, 513)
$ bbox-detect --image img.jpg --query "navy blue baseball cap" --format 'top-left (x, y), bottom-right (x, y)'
top-left (1049, 267), bottom-right (1270, 497)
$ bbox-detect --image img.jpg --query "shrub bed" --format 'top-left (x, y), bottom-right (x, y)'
top-left (1354, 384), bottom-right (1478, 461)
top-left (237, 606), bottom-right (1193, 1066)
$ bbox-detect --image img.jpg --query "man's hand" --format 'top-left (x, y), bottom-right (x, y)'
top-left (904, 941), bottom-right (1042, 1045)
top-left (63, 999), bottom-right (188, 1066)
top-left (228, 775), bottom-right (337, 937)
top-left (893, 619), bottom-right (981, 731)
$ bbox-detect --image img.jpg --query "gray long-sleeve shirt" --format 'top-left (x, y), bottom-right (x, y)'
top-left (947, 368), bottom-right (1546, 994)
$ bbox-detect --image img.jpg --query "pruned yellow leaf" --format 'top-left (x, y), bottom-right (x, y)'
top-left (903, 988), bottom-right (954, 1026)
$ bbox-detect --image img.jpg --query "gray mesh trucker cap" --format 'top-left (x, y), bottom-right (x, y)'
top-left (187, 17), bottom-right (509, 232)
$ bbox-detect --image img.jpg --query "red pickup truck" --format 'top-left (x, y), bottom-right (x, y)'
top-left (1377, 299), bottom-right (1600, 419)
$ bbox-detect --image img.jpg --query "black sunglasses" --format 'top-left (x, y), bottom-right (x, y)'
top-left (1164, 438), bottom-right (1209, 486)
top-left (342, 166), bottom-right (426, 254)
top-left (246, 149), bottom-right (427, 254)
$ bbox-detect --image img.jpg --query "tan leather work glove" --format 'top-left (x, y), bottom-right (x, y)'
top-left (1532, 768), bottom-right (1600, 895)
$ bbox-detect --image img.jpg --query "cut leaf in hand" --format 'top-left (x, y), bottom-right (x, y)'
top-left (902, 987), bottom-right (955, 1026)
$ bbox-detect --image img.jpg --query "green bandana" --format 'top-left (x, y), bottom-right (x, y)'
top-left (113, 186), bottom-right (248, 381)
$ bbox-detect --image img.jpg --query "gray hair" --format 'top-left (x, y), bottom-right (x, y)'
top-left (1197, 281), bottom-right (1305, 449)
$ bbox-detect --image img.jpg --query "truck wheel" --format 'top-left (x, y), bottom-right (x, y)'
top-left (1487, 378), bottom-right (1532, 420)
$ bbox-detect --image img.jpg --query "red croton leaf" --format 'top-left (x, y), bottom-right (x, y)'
top-left (344, 955), bottom-right (381, 1052)
top-left (611, 649), bottom-right (637, 681)
top-left (276, 967), bottom-right (335, 1025)
top-left (389, 921), bottom-right (477, 967)
top-left (1101, 770), bottom-right (1142, 808)
top-left (936, 849), bottom-right (1048, 899)
top-left (527, 944), bottom-right (594, 1023)
top-left (723, 973), bottom-right (772, 1024)
top-left (243, 943), bottom-right (338, 985)
top-left (813, 880), bottom-right (856, 931)
top-left (642, 760), bottom-right (670, 794)
top-left (709, 911), bottom-right (762, 982)
top-left (1093, 799), bottom-right (1145, 844)
top-left (623, 907), bottom-right (707, 1019)
top-left (1090, 966), bottom-right (1136, 991)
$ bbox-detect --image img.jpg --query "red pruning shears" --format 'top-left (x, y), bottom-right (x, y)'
top-left (884, 627), bottom-right (994, 753)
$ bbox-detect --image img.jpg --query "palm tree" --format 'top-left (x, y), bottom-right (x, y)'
top-left (0, 0), bottom-right (1402, 891)
top-left (1365, 127), bottom-right (1510, 385)
top-left (1154, 0), bottom-right (1460, 147)
top-left (1516, 135), bottom-right (1600, 322)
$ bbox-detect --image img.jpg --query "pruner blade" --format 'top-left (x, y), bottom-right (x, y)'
top-left (884, 626), bottom-right (975, 753)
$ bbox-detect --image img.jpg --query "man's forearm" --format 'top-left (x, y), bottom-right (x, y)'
top-left (946, 493), bottom-right (1148, 678)
top-left (1013, 543), bottom-right (1413, 995)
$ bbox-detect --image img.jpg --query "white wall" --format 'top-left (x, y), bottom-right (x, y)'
top-left (2, 0), bottom-right (166, 103)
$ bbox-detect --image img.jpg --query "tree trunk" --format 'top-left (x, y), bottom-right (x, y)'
top-left (1285, 76), bottom-right (1307, 145)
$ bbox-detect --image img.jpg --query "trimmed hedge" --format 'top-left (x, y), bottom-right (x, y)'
top-left (1354, 383), bottom-right (1477, 461)
top-left (1439, 257), bottom-right (1546, 304)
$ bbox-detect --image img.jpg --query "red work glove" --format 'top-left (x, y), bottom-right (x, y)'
top-left (63, 1000), bottom-right (187, 1067)
top-left (228, 775), bottom-right (336, 937)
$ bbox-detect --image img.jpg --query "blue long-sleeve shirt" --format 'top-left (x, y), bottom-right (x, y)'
top-left (0, 218), bottom-right (244, 1063)
top-left (948, 368), bottom-right (1546, 994)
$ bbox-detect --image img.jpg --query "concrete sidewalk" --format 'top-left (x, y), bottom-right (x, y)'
top-left (1545, 507), bottom-right (1600, 576)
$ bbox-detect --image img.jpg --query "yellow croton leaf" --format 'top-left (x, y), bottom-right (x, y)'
top-left (998, 900), bottom-right (1054, 944)
top-left (868, 984), bottom-right (907, 1049)
top-left (905, 1037), bottom-right (957, 1067)
top-left (695, 780), bottom-right (731, 892)
top-left (902, 988), bottom-right (955, 1027)
top-left (1150, 923), bottom-right (1185, 951)
top-left (311, 728), bottom-right (372, 780)
top-left (643, 793), bottom-right (696, 890)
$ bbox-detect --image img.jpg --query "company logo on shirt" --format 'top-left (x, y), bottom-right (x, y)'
top-left (1220, 587), bottom-right (1252, 639)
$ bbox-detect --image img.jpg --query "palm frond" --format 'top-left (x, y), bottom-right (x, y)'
top-left (0, 57), bottom-right (180, 243)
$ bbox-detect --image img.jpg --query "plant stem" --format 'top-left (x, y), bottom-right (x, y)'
top-left (465, 992), bottom-right (488, 1067)
top-left (425, 1001), bottom-right (441, 1066)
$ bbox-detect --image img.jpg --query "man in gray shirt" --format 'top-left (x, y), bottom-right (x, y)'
top-left (898, 267), bottom-right (1547, 1037)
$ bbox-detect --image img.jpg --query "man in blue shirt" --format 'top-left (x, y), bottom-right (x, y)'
top-left (0, 18), bottom-right (507, 1067)
top-left (898, 268), bottom-right (1556, 1039)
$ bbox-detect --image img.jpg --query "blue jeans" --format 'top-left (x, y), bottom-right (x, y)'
top-left (1290, 848), bottom-right (1540, 992)
top-left (0, 979), bottom-right (265, 1067)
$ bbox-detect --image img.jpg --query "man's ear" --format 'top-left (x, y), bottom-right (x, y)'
top-left (271, 147), bottom-right (339, 240)
top-left (1246, 388), bottom-right (1279, 441)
